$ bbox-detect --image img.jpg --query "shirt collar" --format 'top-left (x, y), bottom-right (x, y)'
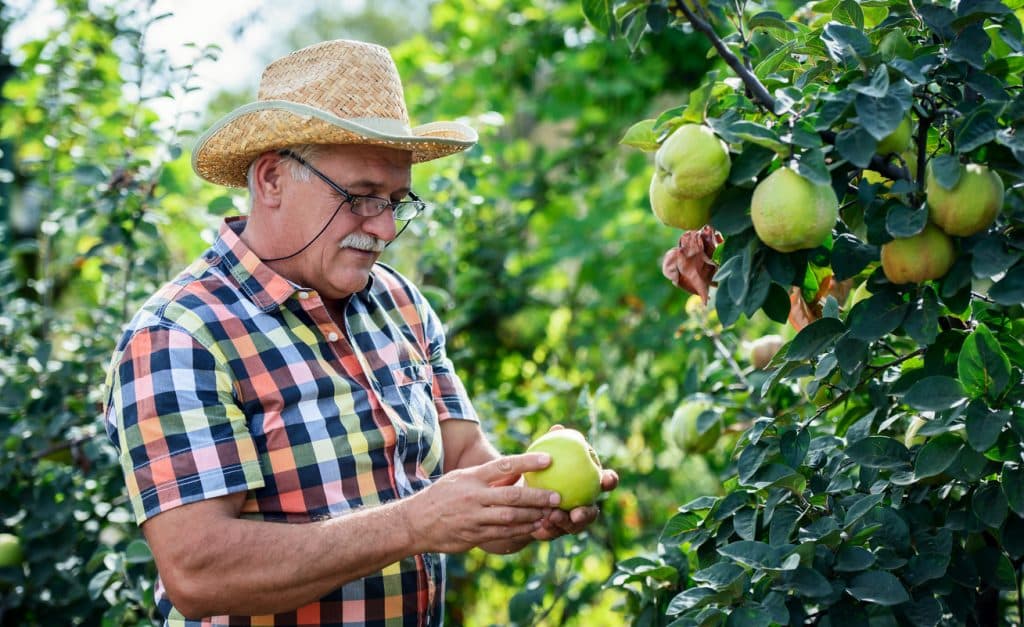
top-left (209, 216), bottom-right (376, 312)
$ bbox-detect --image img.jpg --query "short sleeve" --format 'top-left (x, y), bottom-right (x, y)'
top-left (419, 298), bottom-right (479, 424)
top-left (104, 325), bottom-right (264, 524)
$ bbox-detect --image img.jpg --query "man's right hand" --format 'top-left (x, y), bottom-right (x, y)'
top-left (401, 453), bottom-right (560, 554)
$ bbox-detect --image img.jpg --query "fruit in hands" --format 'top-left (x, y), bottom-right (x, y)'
top-left (669, 399), bottom-right (720, 454)
top-left (0, 534), bottom-right (23, 567)
top-left (925, 162), bottom-right (1004, 237)
top-left (880, 223), bottom-right (956, 284)
top-left (751, 167), bottom-right (839, 252)
top-left (649, 172), bottom-right (716, 229)
top-left (877, 116), bottom-right (913, 156)
top-left (524, 429), bottom-right (602, 511)
top-left (654, 124), bottom-right (731, 199)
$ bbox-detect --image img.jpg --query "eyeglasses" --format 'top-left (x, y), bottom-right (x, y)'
top-left (277, 150), bottom-right (427, 221)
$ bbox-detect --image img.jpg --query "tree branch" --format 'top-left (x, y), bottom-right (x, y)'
top-left (671, 0), bottom-right (776, 111)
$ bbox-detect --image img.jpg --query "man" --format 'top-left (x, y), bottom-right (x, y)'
top-left (103, 39), bottom-right (617, 625)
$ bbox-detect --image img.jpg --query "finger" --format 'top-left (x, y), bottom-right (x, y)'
top-left (475, 453), bottom-right (552, 484)
top-left (548, 424), bottom-right (564, 432)
top-left (569, 505), bottom-right (599, 527)
top-left (600, 469), bottom-right (619, 491)
top-left (484, 483), bottom-right (561, 509)
top-left (477, 505), bottom-right (550, 527)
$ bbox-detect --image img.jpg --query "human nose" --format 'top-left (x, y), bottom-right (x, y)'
top-left (360, 207), bottom-right (398, 242)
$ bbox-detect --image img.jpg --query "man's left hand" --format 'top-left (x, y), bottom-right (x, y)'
top-left (531, 468), bottom-right (619, 540)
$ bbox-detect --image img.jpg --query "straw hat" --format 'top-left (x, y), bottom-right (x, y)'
top-left (191, 39), bottom-right (478, 187)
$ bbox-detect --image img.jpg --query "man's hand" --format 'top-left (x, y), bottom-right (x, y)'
top-left (530, 467), bottom-right (619, 540)
top-left (403, 453), bottom-right (561, 554)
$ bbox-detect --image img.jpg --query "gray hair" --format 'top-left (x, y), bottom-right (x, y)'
top-left (246, 144), bottom-right (326, 205)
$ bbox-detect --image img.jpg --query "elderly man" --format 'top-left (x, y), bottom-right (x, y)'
top-left (103, 39), bottom-right (616, 626)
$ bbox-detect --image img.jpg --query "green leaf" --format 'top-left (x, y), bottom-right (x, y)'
top-left (973, 481), bottom-right (1008, 528)
top-left (903, 376), bottom-right (967, 411)
top-left (681, 77), bottom-right (717, 124)
top-left (822, 22), bottom-right (873, 60)
top-left (207, 195), bottom-right (237, 215)
top-left (730, 121), bottom-right (788, 153)
top-left (782, 567), bottom-right (833, 597)
top-left (836, 127), bottom-right (877, 168)
top-left (885, 204), bottom-right (928, 238)
top-left (832, 0), bottom-right (865, 29)
top-left (958, 324), bottom-right (1011, 400)
top-left (88, 569), bottom-right (114, 601)
top-left (748, 11), bottom-right (793, 31)
top-left (844, 492), bottom-right (884, 527)
top-left (903, 287), bottom-right (940, 347)
top-left (902, 552), bottom-right (949, 586)
top-left (845, 436), bottom-right (911, 469)
top-left (718, 541), bottom-right (798, 571)
top-left (989, 264), bottom-right (1024, 306)
top-left (848, 291), bottom-right (908, 342)
top-left (664, 511), bottom-right (705, 537)
top-left (1003, 464), bottom-right (1024, 516)
top-left (124, 539), bottom-right (152, 564)
top-left (834, 545), bottom-right (876, 572)
top-left (927, 155), bottom-right (962, 190)
top-left (956, 108), bottom-right (999, 153)
top-left (692, 562), bottom-right (746, 590)
top-left (831, 234), bottom-right (878, 281)
top-left (965, 401), bottom-right (1007, 452)
top-left (786, 317), bottom-right (846, 361)
top-left (582, 0), bottom-right (615, 36)
top-left (948, 22), bottom-right (991, 69)
top-left (620, 119), bottom-right (659, 151)
top-left (781, 428), bottom-right (810, 468)
top-left (846, 570), bottom-right (910, 605)
top-left (915, 433), bottom-right (964, 479)
top-left (667, 587), bottom-right (717, 614)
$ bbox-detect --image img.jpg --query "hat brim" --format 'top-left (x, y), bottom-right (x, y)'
top-left (192, 101), bottom-right (478, 187)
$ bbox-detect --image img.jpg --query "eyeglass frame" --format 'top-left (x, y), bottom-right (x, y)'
top-left (277, 149), bottom-right (427, 221)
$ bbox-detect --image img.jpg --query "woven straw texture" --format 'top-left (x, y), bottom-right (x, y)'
top-left (192, 40), bottom-right (477, 187)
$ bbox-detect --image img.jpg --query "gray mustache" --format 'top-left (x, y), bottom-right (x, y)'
top-left (339, 233), bottom-right (386, 252)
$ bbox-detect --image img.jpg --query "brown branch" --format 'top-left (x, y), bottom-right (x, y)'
top-left (671, 0), bottom-right (777, 111)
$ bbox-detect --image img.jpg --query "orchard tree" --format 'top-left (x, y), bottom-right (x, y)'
top-left (591, 0), bottom-right (1024, 624)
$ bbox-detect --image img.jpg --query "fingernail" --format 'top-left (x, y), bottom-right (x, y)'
top-left (549, 492), bottom-right (561, 507)
top-left (536, 453), bottom-right (551, 465)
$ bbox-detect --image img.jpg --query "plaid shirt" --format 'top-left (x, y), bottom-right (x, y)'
top-left (104, 217), bottom-right (478, 626)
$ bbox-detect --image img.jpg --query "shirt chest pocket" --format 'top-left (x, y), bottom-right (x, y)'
top-left (380, 362), bottom-right (437, 431)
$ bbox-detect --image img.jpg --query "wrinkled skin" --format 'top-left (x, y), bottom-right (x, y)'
top-left (661, 226), bottom-right (723, 305)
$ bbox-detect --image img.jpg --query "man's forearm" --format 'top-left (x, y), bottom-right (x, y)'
top-left (151, 497), bottom-right (421, 619)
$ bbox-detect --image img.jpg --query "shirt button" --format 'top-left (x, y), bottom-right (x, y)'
top-left (327, 332), bottom-right (339, 342)
top-left (298, 291), bottom-right (309, 300)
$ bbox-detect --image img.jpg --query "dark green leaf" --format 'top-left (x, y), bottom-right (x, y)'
top-left (902, 552), bottom-right (949, 586)
top-left (738, 444), bottom-right (769, 484)
top-left (725, 606), bottom-right (773, 627)
top-left (855, 93), bottom-right (910, 142)
top-left (124, 539), bottom-right (152, 564)
top-left (88, 569), bottom-right (113, 601)
top-left (664, 511), bottom-right (705, 537)
top-left (645, 3), bottom-right (670, 33)
top-left (915, 433), bottom-right (964, 479)
top-left (845, 436), bottom-right (911, 469)
top-left (834, 545), bottom-right (876, 572)
top-left (955, 108), bottom-right (999, 154)
top-left (718, 541), bottom-right (798, 570)
top-left (787, 317), bottom-right (846, 361)
top-left (836, 127), bottom-right (878, 168)
top-left (966, 400), bottom-right (1007, 452)
top-left (927, 155), bottom-right (962, 190)
top-left (823, 22), bottom-right (873, 60)
top-left (782, 567), bottom-right (833, 597)
top-left (918, 4), bottom-right (956, 39)
top-left (958, 324), bottom-right (1011, 400)
top-left (903, 376), bottom-right (966, 411)
top-left (973, 481), bottom-right (1008, 528)
top-left (667, 587), bottom-right (716, 615)
top-left (835, 335), bottom-right (869, 374)
top-left (903, 287), bottom-right (940, 346)
top-left (793, 150), bottom-right (831, 186)
top-left (748, 11), bottom-right (793, 31)
top-left (730, 121), bottom-right (788, 153)
top-left (948, 22), bottom-right (991, 69)
top-left (845, 570), bottom-right (910, 605)
top-left (781, 428), bottom-right (810, 468)
top-left (770, 505), bottom-right (801, 546)
top-left (844, 492), bottom-right (885, 527)
top-left (976, 546), bottom-right (1017, 590)
top-left (1001, 464), bottom-right (1024, 516)
top-left (692, 562), bottom-right (745, 590)
top-left (989, 264), bottom-right (1024, 306)
top-left (734, 507), bottom-right (758, 541)
top-left (848, 291), bottom-right (908, 342)
top-left (831, 234), bottom-right (877, 281)
top-left (728, 145), bottom-right (775, 186)
top-left (885, 204), bottom-right (928, 238)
